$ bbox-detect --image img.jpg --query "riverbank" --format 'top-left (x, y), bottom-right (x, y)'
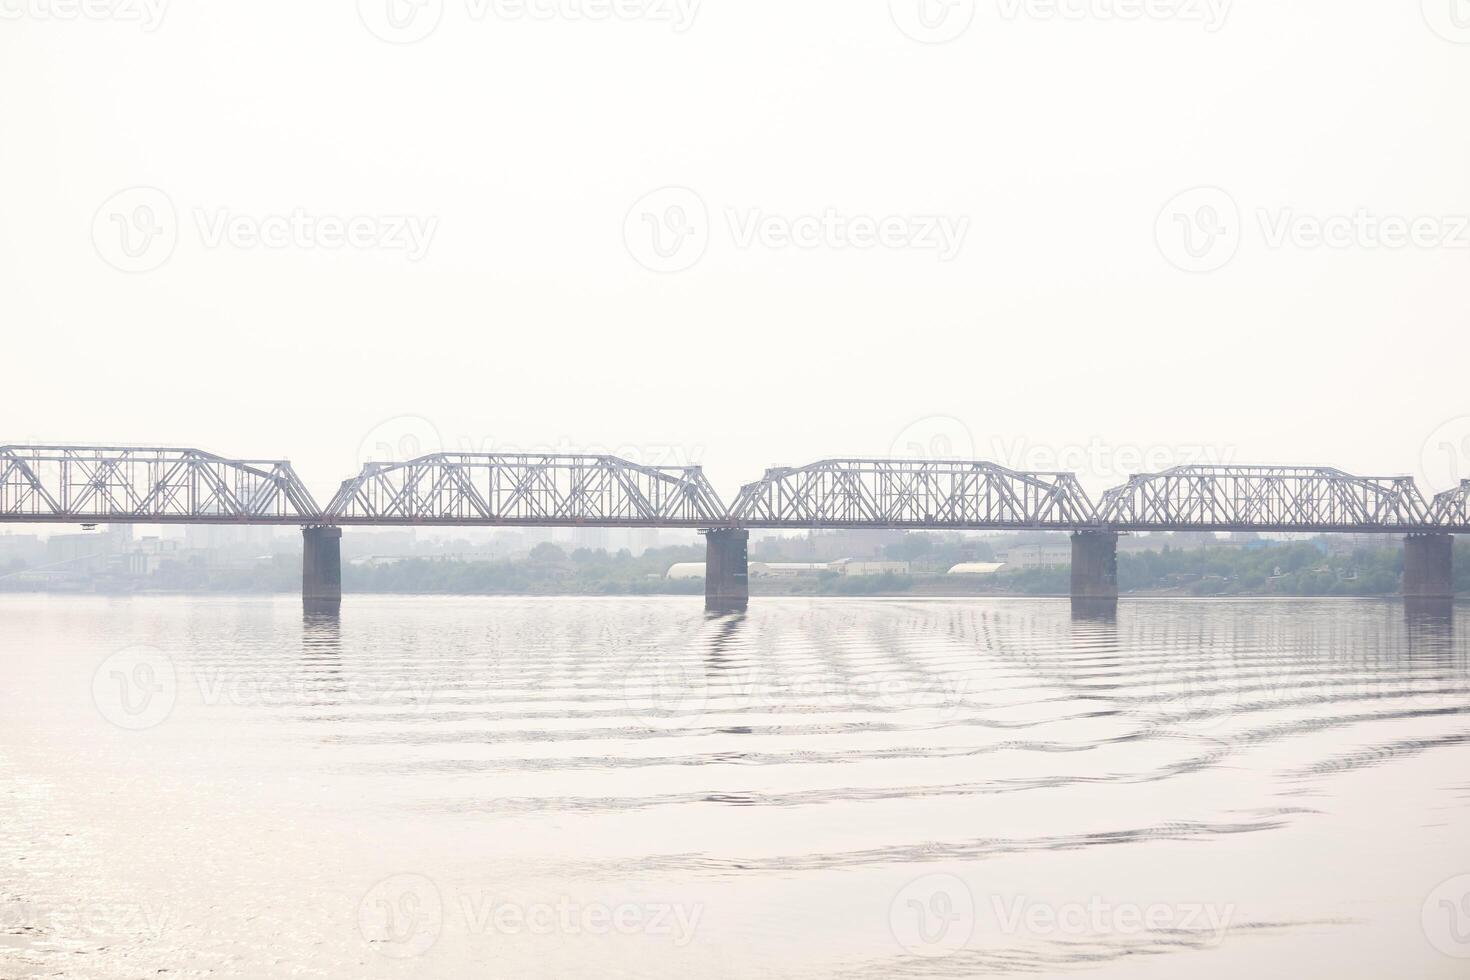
top-left (3, 540), bottom-right (1465, 599)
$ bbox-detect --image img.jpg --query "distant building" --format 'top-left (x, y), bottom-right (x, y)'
top-left (1325, 533), bottom-right (1397, 556)
top-left (184, 523), bottom-right (274, 552)
top-left (751, 562), bottom-right (829, 578)
top-left (948, 562), bottom-right (1004, 575)
top-left (830, 559), bottom-right (910, 577)
top-left (47, 529), bottom-right (122, 576)
top-left (129, 536), bottom-right (182, 575)
top-left (998, 543), bottom-right (1071, 569)
top-left (0, 533), bottom-right (45, 567)
top-left (668, 559), bottom-right (897, 580)
top-left (802, 530), bottom-right (907, 561)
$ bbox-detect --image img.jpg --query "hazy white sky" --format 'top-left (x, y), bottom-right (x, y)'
top-left (3, 0), bottom-right (1468, 504)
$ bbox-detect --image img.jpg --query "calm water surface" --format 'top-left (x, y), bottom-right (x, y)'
top-left (2, 595), bottom-right (1469, 978)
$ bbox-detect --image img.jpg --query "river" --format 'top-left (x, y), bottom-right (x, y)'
top-left (2, 594), bottom-right (1467, 978)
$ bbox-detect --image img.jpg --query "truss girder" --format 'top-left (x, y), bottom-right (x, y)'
top-left (1431, 481), bottom-right (1470, 531)
top-left (729, 459), bottom-right (1098, 529)
top-left (1096, 465), bottom-right (1435, 533)
top-left (324, 454), bottom-right (728, 527)
top-left (0, 448), bottom-right (1460, 534)
top-left (0, 446), bottom-right (321, 524)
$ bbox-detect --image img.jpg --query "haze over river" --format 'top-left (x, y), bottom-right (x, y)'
top-left (2, 594), bottom-right (1468, 978)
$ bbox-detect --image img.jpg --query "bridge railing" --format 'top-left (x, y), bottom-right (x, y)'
top-left (324, 453), bottom-right (730, 527)
top-left (1096, 465), bottom-right (1435, 533)
top-left (0, 446), bottom-right (321, 524)
top-left (729, 459), bottom-right (1099, 529)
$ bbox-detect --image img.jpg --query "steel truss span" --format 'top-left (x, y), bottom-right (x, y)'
top-left (325, 453), bottom-right (729, 527)
top-left (0, 446), bottom-right (1465, 533)
top-left (1096, 465), bottom-right (1437, 533)
top-left (729, 459), bottom-right (1098, 530)
top-left (1433, 480), bottom-right (1470, 530)
top-left (0, 446), bottom-right (320, 524)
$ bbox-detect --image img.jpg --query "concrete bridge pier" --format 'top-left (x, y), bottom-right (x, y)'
top-left (1071, 531), bottom-right (1119, 616)
top-left (302, 526), bottom-right (343, 614)
top-left (1403, 533), bottom-right (1454, 601)
top-left (704, 529), bottom-right (749, 614)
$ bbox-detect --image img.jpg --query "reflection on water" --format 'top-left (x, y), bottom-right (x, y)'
top-left (2, 595), bottom-right (1469, 979)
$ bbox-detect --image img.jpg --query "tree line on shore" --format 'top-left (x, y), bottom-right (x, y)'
top-left (5, 538), bottom-right (1464, 597)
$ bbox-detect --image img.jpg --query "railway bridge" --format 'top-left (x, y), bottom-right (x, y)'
top-left (1, 446), bottom-right (1465, 614)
